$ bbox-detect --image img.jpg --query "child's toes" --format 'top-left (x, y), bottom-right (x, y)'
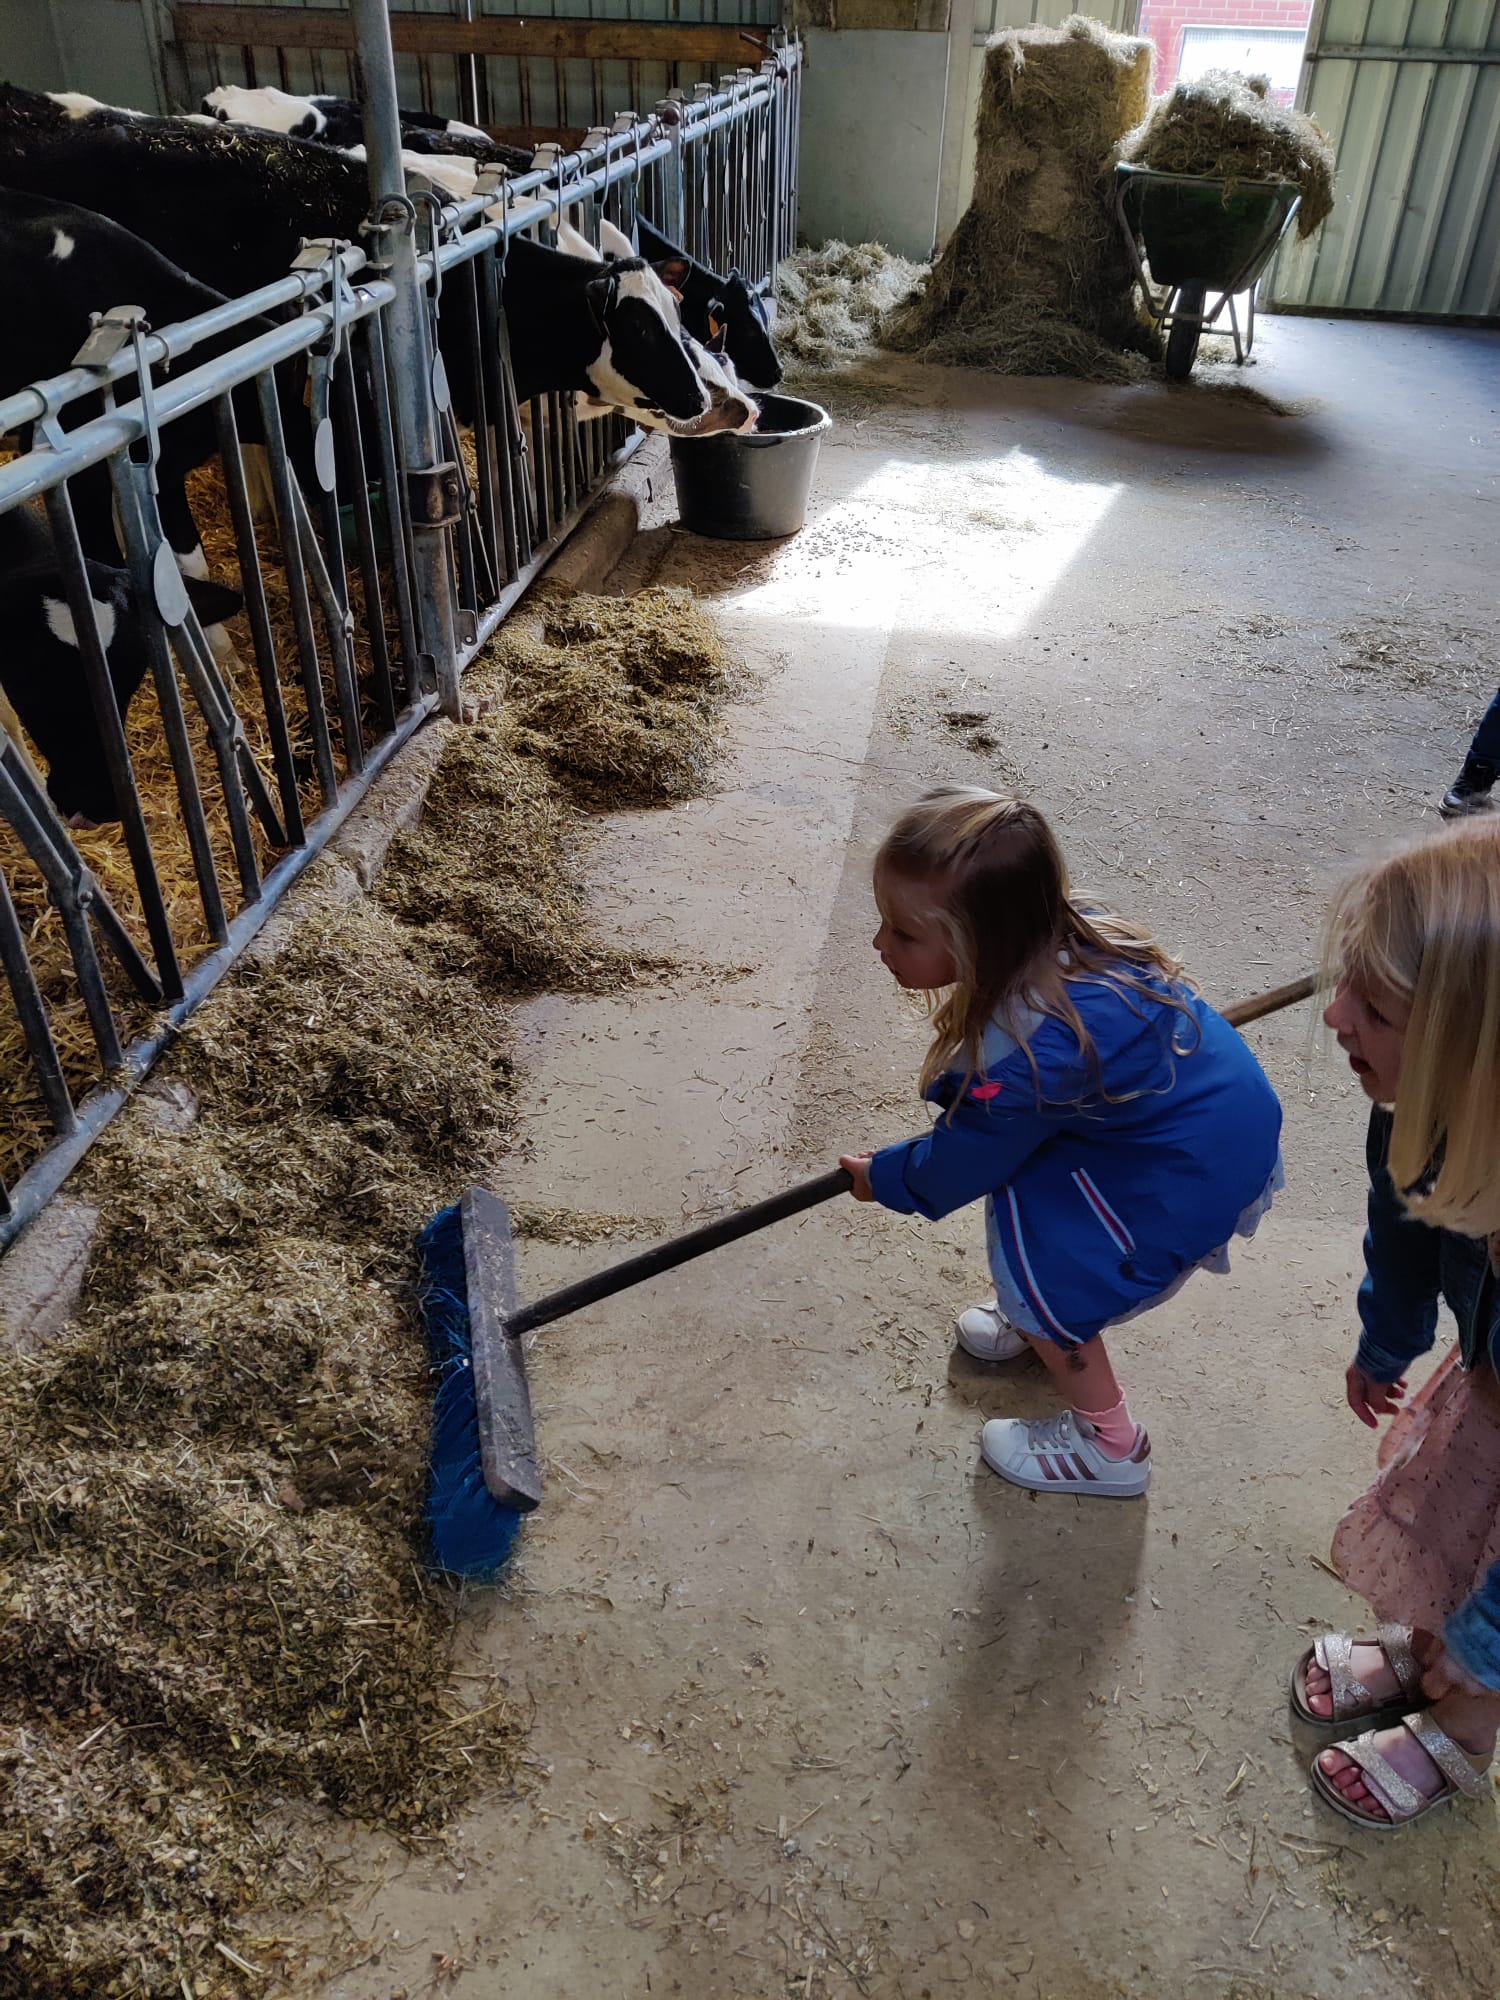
top-left (1318, 1748), bottom-right (1390, 1820)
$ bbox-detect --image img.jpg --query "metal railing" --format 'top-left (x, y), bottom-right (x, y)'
top-left (0, 33), bottom-right (801, 1251)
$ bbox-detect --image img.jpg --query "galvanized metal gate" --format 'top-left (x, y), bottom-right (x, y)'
top-left (1271, 0), bottom-right (1500, 314)
top-left (0, 18), bottom-right (802, 1250)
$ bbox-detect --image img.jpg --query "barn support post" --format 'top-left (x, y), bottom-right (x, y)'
top-left (348, 0), bottom-right (462, 719)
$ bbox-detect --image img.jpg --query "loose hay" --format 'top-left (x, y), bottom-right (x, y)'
top-left (381, 584), bottom-right (737, 994)
top-left (1119, 69), bottom-right (1336, 238)
top-left (0, 583), bottom-right (741, 1998)
top-left (884, 15), bottom-right (1156, 381)
top-left (775, 241), bottom-right (926, 376)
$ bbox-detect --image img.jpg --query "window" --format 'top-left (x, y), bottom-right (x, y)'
top-left (1177, 25), bottom-right (1308, 98)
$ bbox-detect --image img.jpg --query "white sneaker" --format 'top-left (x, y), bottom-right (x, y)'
top-left (954, 1299), bottom-right (1030, 1362)
top-left (980, 1410), bottom-right (1151, 1497)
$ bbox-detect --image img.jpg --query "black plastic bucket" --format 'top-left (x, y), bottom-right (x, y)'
top-left (669, 393), bottom-right (831, 541)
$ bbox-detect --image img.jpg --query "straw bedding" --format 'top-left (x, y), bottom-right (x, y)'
top-left (0, 461), bottom-right (380, 1190)
top-left (1119, 69), bottom-right (1336, 238)
top-left (883, 15), bottom-right (1157, 381)
top-left (774, 240), bottom-right (926, 375)
top-left (0, 579), bottom-right (739, 1997)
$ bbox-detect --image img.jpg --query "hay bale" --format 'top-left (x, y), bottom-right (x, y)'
top-left (775, 240), bottom-right (927, 374)
top-left (883, 14), bottom-right (1156, 380)
top-left (1118, 70), bottom-right (1336, 238)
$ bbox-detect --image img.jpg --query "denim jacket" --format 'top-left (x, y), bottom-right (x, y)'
top-left (1353, 1107), bottom-right (1500, 1690)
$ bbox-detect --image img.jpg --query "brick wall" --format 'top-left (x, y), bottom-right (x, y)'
top-left (1137, 0), bottom-right (1313, 102)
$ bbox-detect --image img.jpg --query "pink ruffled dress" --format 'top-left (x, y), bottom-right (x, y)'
top-left (1333, 1347), bottom-right (1500, 1637)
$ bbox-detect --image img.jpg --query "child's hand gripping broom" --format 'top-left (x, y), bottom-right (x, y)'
top-left (418, 972), bottom-right (1316, 1577)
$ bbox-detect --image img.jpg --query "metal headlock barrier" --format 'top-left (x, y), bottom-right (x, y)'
top-left (0, 15), bottom-right (802, 1253)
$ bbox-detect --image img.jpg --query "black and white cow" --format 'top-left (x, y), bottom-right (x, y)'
top-left (0, 86), bottom-right (370, 296)
top-left (0, 505), bottom-right (240, 825)
top-left (201, 84), bottom-right (532, 171)
top-left (544, 222), bottom-right (756, 435)
top-left (0, 186), bottom-right (310, 592)
top-left (0, 89), bottom-right (727, 428)
top-left (630, 217), bottom-right (782, 390)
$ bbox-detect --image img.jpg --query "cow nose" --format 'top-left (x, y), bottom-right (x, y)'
top-left (725, 395), bottom-right (757, 433)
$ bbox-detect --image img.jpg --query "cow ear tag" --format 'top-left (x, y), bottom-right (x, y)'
top-left (152, 541), bottom-right (191, 627)
top-left (314, 418), bottom-right (338, 493)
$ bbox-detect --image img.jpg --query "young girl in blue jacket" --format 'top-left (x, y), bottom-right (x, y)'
top-left (839, 786), bottom-right (1283, 1498)
top-left (1292, 818), bottom-right (1500, 1829)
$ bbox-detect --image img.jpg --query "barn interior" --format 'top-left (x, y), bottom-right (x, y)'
top-left (1, 6), bottom-right (1498, 2000)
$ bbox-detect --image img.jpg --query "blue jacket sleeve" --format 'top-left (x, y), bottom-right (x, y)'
top-left (867, 1097), bottom-right (1055, 1221)
top-left (1445, 1560), bottom-right (1500, 1693)
top-left (1354, 1109), bottom-right (1441, 1384)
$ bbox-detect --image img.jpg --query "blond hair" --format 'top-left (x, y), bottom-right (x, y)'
top-left (875, 786), bottom-right (1194, 1098)
top-left (1324, 817), bottom-right (1500, 1234)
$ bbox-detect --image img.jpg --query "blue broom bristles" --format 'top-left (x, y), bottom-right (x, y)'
top-left (417, 1204), bottom-right (522, 1579)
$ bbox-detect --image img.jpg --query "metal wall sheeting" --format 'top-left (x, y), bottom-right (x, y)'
top-left (972, 0), bottom-right (1135, 33)
top-left (1271, 0), bottom-right (1500, 314)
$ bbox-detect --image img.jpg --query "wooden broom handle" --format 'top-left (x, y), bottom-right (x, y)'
top-left (505, 971), bottom-right (1317, 1339)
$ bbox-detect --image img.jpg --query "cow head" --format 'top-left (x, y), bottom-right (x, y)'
top-left (717, 270), bottom-right (781, 389)
top-left (598, 219), bottom-right (782, 391)
top-left (555, 220), bottom-right (714, 427)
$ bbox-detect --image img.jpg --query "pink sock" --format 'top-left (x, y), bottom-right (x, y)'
top-left (1076, 1395), bottom-right (1138, 1460)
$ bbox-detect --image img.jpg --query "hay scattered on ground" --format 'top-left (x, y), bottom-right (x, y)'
top-left (1119, 69), bottom-right (1336, 238)
top-left (0, 582), bottom-right (740, 1998)
top-left (381, 584), bottom-right (737, 995)
top-left (884, 15), bottom-right (1156, 381)
top-left (775, 241), bottom-right (926, 375)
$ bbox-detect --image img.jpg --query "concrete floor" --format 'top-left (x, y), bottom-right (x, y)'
top-left (324, 319), bottom-right (1500, 2000)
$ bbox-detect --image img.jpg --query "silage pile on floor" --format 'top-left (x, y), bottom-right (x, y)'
top-left (0, 583), bottom-right (739, 2000)
top-left (884, 15), bottom-right (1156, 381)
top-left (774, 240), bottom-right (926, 375)
top-left (1118, 69), bottom-right (1336, 238)
top-left (383, 584), bottom-right (737, 991)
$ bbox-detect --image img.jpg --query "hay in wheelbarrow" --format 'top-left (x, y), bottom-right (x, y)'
top-left (883, 15), bottom-right (1157, 382)
top-left (1118, 70), bottom-right (1336, 238)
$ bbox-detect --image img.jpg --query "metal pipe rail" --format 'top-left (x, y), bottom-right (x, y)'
top-left (0, 35), bottom-right (802, 1252)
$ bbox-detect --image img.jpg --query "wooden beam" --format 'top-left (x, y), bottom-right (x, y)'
top-left (173, 6), bottom-right (770, 66)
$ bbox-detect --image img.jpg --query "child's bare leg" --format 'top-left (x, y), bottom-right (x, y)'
top-left (1021, 1329), bottom-right (1123, 1412)
top-left (1019, 1330), bottom-right (1139, 1460)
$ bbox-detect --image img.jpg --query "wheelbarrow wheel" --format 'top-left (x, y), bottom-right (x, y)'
top-left (1165, 281), bottom-right (1206, 381)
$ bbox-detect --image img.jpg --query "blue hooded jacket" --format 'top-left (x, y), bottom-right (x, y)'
top-left (868, 973), bottom-right (1283, 1345)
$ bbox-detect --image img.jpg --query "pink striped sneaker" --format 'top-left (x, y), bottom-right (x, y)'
top-left (980, 1410), bottom-right (1151, 1497)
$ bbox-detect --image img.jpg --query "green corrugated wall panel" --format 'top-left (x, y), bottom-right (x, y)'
top-left (1270, 0), bottom-right (1500, 314)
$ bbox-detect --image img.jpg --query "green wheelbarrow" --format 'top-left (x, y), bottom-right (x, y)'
top-left (1113, 163), bottom-right (1302, 382)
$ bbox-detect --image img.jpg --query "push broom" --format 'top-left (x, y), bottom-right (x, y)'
top-left (417, 972), bottom-right (1316, 1578)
